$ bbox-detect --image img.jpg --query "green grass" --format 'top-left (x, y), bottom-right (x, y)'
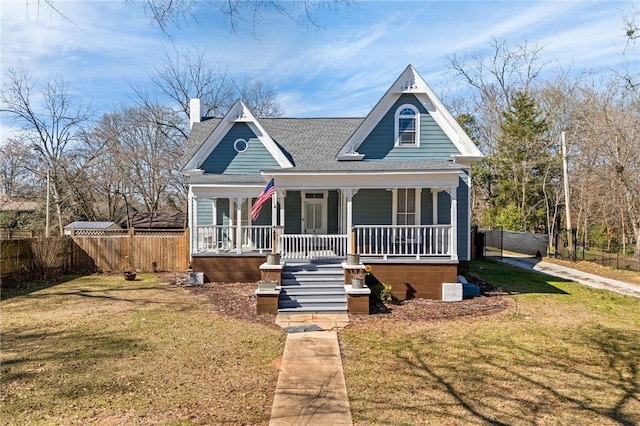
top-left (1, 274), bottom-right (286, 425)
top-left (340, 259), bottom-right (640, 425)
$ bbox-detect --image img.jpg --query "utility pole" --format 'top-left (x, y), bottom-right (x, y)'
top-left (45, 169), bottom-right (50, 238)
top-left (561, 131), bottom-right (573, 258)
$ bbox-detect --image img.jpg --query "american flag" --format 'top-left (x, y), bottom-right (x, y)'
top-left (250, 179), bottom-right (275, 221)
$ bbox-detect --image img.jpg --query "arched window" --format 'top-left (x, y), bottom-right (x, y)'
top-left (395, 105), bottom-right (420, 146)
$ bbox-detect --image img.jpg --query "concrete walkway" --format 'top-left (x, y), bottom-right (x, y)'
top-left (269, 328), bottom-right (352, 425)
top-left (275, 313), bottom-right (350, 331)
top-left (499, 256), bottom-right (640, 298)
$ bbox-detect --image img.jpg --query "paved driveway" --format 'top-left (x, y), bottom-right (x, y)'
top-left (498, 256), bottom-right (640, 298)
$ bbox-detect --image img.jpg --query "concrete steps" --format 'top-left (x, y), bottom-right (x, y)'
top-left (278, 261), bottom-right (347, 314)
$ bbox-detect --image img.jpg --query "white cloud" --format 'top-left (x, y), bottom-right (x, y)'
top-left (1, 0), bottom-right (633, 120)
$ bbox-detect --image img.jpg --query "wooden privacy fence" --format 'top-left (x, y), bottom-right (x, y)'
top-left (1, 239), bottom-right (32, 281)
top-left (69, 229), bottom-right (190, 273)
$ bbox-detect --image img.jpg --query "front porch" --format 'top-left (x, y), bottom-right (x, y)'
top-left (190, 223), bottom-right (461, 311)
top-left (192, 224), bottom-right (456, 261)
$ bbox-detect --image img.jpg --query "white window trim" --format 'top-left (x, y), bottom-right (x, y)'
top-left (233, 138), bottom-right (248, 153)
top-left (394, 104), bottom-right (420, 147)
top-left (391, 188), bottom-right (421, 225)
top-left (301, 190), bottom-right (328, 234)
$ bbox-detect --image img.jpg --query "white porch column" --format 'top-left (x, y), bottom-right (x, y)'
top-left (449, 187), bottom-right (458, 261)
top-left (188, 188), bottom-right (196, 254)
top-left (344, 188), bottom-right (359, 254)
top-left (236, 197), bottom-right (243, 254)
top-left (278, 190), bottom-right (286, 229)
top-left (211, 198), bottom-right (217, 250)
top-left (432, 189), bottom-right (438, 225)
top-left (271, 192), bottom-right (277, 227)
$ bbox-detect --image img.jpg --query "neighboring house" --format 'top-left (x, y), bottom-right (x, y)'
top-left (64, 221), bottom-right (122, 235)
top-left (181, 65), bottom-right (483, 305)
top-left (0, 194), bottom-right (39, 229)
top-left (119, 211), bottom-right (187, 230)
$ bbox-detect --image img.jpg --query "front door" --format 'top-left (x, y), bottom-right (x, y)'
top-left (302, 192), bottom-right (327, 234)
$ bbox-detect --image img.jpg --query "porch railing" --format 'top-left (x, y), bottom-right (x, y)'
top-left (194, 224), bottom-right (454, 260)
top-left (354, 224), bottom-right (452, 260)
top-left (196, 225), bottom-right (272, 254)
top-left (279, 234), bottom-right (348, 260)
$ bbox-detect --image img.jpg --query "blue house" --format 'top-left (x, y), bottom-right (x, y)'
top-left (181, 65), bottom-right (483, 312)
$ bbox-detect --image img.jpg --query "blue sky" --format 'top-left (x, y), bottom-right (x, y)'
top-left (0, 0), bottom-right (636, 133)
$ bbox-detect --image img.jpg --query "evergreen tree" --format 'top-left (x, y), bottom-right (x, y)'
top-left (489, 91), bottom-right (555, 232)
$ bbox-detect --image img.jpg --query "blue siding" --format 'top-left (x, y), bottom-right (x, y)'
top-left (199, 123), bottom-right (280, 174)
top-left (458, 172), bottom-right (470, 261)
top-left (217, 199), bottom-right (230, 225)
top-left (197, 199), bottom-right (213, 225)
top-left (437, 191), bottom-right (451, 225)
top-left (251, 197), bottom-right (273, 225)
top-left (358, 94), bottom-right (460, 160)
top-left (284, 191), bottom-right (302, 234)
top-left (328, 190), bottom-right (339, 233)
top-left (420, 189), bottom-right (434, 225)
top-left (353, 189), bottom-right (392, 225)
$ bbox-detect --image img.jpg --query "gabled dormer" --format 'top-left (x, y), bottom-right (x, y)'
top-left (182, 100), bottom-right (293, 175)
top-left (337, 65), bottom-right (482, 164)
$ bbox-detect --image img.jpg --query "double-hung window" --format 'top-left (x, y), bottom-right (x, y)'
top-left (396, 188), bottom-right (416, 225)
top-left (395, 104), bottom-right (419, 146)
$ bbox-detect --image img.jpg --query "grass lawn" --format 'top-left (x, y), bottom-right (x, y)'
top-left (340, 259), bottom-right (640, 425)
top-left (1, 274), bottom-right (286, 425)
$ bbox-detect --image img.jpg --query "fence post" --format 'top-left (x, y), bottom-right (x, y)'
top-left (128, 227), bottom-right (135, 271)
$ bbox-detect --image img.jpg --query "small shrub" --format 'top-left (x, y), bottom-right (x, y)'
top-left (31, 237), bottom-right (68, 280)
top-left (371, 282), bottom-right (393, 304)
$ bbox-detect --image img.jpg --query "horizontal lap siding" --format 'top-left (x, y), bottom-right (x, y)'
top-left (284, 191), bottom-right (301, 234)
top-left (199, 123), bottom-right (280, 174)
top-left (358, 94), bottom-right (461, 160)
top-left (353, 189), bottom-right (392, 225)
top-left (197, 200), bottom-right (214, 225)
top-left (458, 172), bottom-right (470, 261)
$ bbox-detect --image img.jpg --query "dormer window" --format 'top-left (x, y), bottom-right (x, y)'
top-left (395, 104), bottom-right (420, 146)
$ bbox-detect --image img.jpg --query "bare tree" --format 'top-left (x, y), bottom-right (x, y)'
top-left (0, 137), bottom-right (40, 198)
top-left (148, 46), bottom-right (283, 121)
top-left (0, 67), bottom-right (92, 235)
top-left (235, 76), bottom-right (283, 118)
top-left (34, 0), bottom-right (353, 36)
top-left (536, 71), bottom-right (586, 246)
top-left (449, 38), bottom-right (547, 156)
top-left (449, 39), bottom-right (549, 230)
top-left (149, 47), bottom-right (235, 122)
top-left (576, 83), bottom-right (640, 258)
top-left (84, 104), bottom-right (185, 225)
top-left (135, 0), bottom-right (354, 36)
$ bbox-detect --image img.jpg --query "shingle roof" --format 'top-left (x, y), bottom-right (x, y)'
top-left (263, 160), bottom-right (465, 173)
top-left (187, 174), bottom-right (271, 185)
top-left (260, 118), bottom-right (364, 166)
top-left (64, 221), bottom-right (120, 230)
top-left (182, 117), bottom-right (364, 170)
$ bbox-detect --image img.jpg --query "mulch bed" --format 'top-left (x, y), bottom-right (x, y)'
top-left (157, 273), bottom-right (509, 325)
